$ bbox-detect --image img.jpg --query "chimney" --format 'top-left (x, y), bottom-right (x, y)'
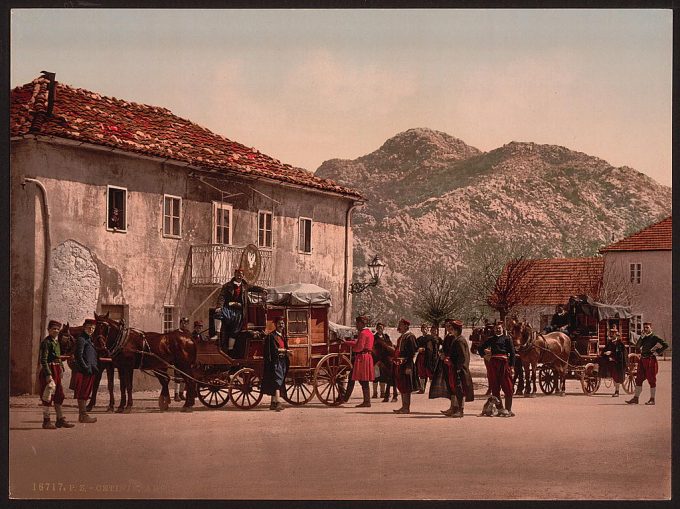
top-left (40, 71), bottom-right (56, 116)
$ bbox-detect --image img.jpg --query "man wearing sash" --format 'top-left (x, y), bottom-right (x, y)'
top-left (627, 322), bottom-right (668, 405)
top-left (477, 323), bottom-right (516, 417)
top-left (392, 318), bottom-right (419, 414)
top-left (38, 320), bottom-right (74, 429)
top-left (440, 319), bottom-right (474, 418)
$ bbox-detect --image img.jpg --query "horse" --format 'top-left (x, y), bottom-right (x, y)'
top-left (93, 312), bottom-right (198, 412)
top-left (509, 321), bottom-right (571, 396)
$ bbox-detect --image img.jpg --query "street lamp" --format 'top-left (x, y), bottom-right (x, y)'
top-left (349, 255), bottom-right (386, 294)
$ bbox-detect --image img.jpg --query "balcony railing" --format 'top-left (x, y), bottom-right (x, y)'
top-left (190, 244), bottom-right (273, 287)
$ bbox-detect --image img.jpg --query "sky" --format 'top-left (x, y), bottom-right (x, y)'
top-left (10, 9), bottom-right (673, 186)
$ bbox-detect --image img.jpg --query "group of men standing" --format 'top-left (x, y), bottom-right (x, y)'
top-left (337, 316), bottom-right (475, 417)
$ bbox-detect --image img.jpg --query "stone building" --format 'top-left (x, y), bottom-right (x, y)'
top-left (599, 216), bottom-right (672, 346)
top-left (10, 74), bottom-right (363, 394)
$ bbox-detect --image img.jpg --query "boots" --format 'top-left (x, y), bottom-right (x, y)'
top-left (418, 378), bottom-right (426, 394)
top-left (372, 382), bottom-right (379, 399)
top-left (211, 317), bottom-right (222, 340)
top-left (451, 396), bottom-right (464, 418)
top-left (502, 395), bottom-right (514, 417)
top-left (393, 393), bottom-right (410, 414)
top-left (379, 383), bottom-right (386, 399)
top-left (42, 417), bottom-right (56, 429)
top-left (441, 396), bottom-right (456, 416)
top-left (78, 400), bottom-right (97, 423)
top-left (646, 387), bottom-right (656, 405)
top-left (627, 386), bottom-right (642, 404)
top-left (355, 384), bottom-right (371, 407)
top-left (56, 417), bottom-right (75, 428)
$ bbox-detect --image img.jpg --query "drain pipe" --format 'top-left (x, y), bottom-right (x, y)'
top-left (22, 178), bottom-right (51, 335)
top-left (343, 200), bottom-right (363, 325)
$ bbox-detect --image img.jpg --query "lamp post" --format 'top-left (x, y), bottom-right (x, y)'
top-left (349, 255), bottom-right (386, 294)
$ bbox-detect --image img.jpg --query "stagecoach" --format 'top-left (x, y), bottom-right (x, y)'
top-left (194, 283), bottom-right (354, 409)
top-left (536, 296), bottom-right (639, 395)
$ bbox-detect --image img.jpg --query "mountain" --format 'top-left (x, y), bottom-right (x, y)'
top-left (316, 128), bottom-right (672, 322)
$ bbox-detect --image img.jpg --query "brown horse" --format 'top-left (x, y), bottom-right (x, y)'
top-left (94, 312), bottom-right (198, 412)
top-left (509, 321), bottom-right (571, 396)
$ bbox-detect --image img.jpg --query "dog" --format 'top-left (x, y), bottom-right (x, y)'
top-left (479, 396), bottom-right (501, 417)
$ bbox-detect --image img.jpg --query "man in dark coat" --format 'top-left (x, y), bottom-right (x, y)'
top-left (372, 322), bottom-right (397, 402)
top-left (261, 317), bottom-right (290, 411)
top-left (597, 325), bottom-right (627, 397)
top-left (627, 322), bottom-right (668, 405)
top-left (213, 268), bottom-right (265, 352)
top-left (477, 323), bottom-right (516, 417)
top-left (544, 305), bottom-right (569, 333)
top-left (441, 319), bottom-right (474, 418)
top-left (416, 323), bottom-right (431, 393)
top-left (38, 319), bottom-right (74, 429)
top-left (392, 318), bottom-right (419, 414)
top-left (73, 318), bottom-right (98, 423)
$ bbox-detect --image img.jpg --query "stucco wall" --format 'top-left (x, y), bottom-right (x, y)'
top-left (603, 251), bottom-right (672, 346)
top-left (10, 138), bottom-right (356, 394)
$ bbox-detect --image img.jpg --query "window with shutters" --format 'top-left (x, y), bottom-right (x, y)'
top-left (163, 195), bottom-right (182, 238)
top-left (258, 210), bottom-right (272, 248)
top-left (298, 217), bottom-right (312, 254)
top-left (629, 263), bottom-right (641, 284)
top-left (107, 185), bottom-right (127, 232)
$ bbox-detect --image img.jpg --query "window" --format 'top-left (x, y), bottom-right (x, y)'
top-left (163, 306), bottom-right (175, 333)
top-left (212, 202), bottom-right (233, 245)
top-left (629, 263), bottom-right (641, 284)
top-left (107, 186), bottom-right (127, 231)
top-left (163, 195), bottom-right (181, 237)
top-left (287, 309), bottom-right (309, 335)
top-left (258, 211), bottom-right (273, 248)
top-left (630, 315), bottom-right (643, 337)
top-left (299, 217), bottom-right (312, 253)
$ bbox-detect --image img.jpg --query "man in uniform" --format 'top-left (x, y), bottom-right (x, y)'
top-left (213, 268), bottom-right (266, 352)
top-left (477, 323), bottom-right (516, 417)
top-left (441, 319), bottom-right (474, 418)
top-left (73, 318), bottom-right (98, 423)
top-left (38, 319), bottom-right (74, 429)
top-left (415, 323), bottom-right (431, 393)
top-left (174, 317), bottom-right (191, 401)
top-left (261, 317), bottom-right (290, 411)
top-left (627, 322), bottom-right (668, 405)
top-left (392, 318), bottom-right (419, 414)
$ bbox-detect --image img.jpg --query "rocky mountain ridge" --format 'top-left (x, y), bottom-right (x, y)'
top-left (316, 128), bottom-right (672, 322)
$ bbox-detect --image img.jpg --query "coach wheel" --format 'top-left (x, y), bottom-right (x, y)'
top-left (538, 365), bottom-right (556, 395)
top-left (313, 353), bottom-right (352, 406)
top-left (229, 368), bottom-right (264, 409)
top-left (197, 377), bottom-right (230, 408)
top-left (622, 369), bottom-right (636, 395)
top-left (580, 372), bottom-right (601, 395)
top-left (282, 371), bottom-right (315, 406)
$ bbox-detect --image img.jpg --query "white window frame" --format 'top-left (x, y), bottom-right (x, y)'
top-left (162, 194), bottom-right (182, 238)
top-left (212, 202), bottom-right (233, 245)
top-left (629, 262), bottom-right (641, 284)
top-left (106, 185), bottom-right (128, 233)
top-left (163, 306), bottom-right (175, 333)
top-left (258, 210), bottom-right (273, 249)
top-left (298, 216), bottom-right (313, 254)
top-left (630, 314), bottom-right (643, 337)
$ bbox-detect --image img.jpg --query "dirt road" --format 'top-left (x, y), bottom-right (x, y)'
top-left (10, 358), bottom-right (671, 500)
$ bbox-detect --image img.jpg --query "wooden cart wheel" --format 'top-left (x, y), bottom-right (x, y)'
top-left (197, 377), bottom-right (230, 408)
top-left (538, 365), bottom-right (556, 395)
top-left (622, 367), bottom-right (637, 394)
top-left (282, 371), bottom-right (315, 406)
top-left (229, 368), bottom-right (264, 409)
top-left (623, 355), bottom-right (639, 395)
top-left (313, 353), bottom-right (352, 406)
top-left (580, 372), bottom-right (601, 395)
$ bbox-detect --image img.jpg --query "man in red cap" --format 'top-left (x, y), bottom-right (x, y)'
top-left (73, 318), bottom-right (98, 423)
top-left (392, 318), bottom-right (419, 414)
top-left (440, 319), bottom-right (474, 418)
top-left (627, 322), bottom-right (668, 405)
top-left (37, 319), bottom-right (74, 429)
top-left (340, 315), bottom-right (375, 407)
top-left (261, 316), bottom-right (291, 411)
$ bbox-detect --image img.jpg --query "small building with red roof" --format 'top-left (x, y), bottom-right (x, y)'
top-left (599, 216), bottom-right (672, 346)
top-left (10, 73), bottom-right (364, 394)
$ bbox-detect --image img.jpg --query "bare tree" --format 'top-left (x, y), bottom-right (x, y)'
top-left (464, 238), bottom-right (540, 322)
top-left (413, 264), bottom-right (468, 326)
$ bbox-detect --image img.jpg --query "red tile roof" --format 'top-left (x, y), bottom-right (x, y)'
top-left (600, 216), bottom-right (672, 253)
top-left (10, 76), bottom-right (363, 199)
top-left (508, 257), bottom-right (604, 306)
